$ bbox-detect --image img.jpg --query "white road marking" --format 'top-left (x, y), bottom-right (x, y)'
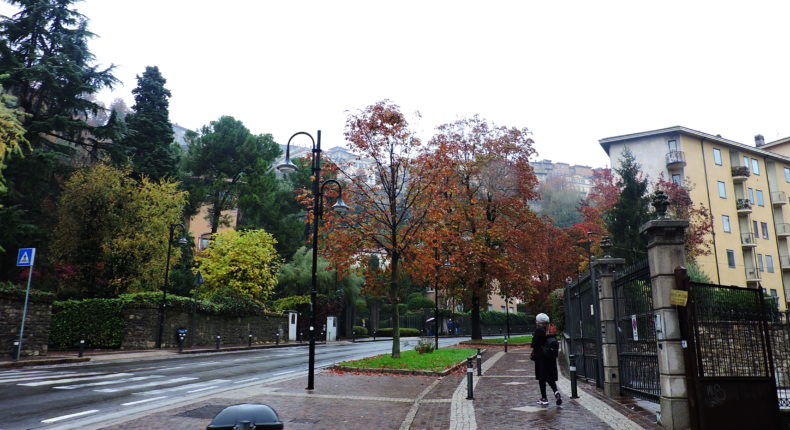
top-left (273, 370), bottom-right (295, 376)
top-left (94, 377), bottom-right (197, 393)
top-left (121, 396), bottom-right (168, 406)
top-left (21, 373), bottom-right (130, 386)
top-left (0, 372), bottom-right (86, 383)
top-left (41, 409), bottom-right (99, 423)
top-left (134, 379), bottom-right (229, 395)
top-left (235, 377), bottom-right (260, 384)
top-left (55, 375), bottom-right (163, 389)
top-left (186, 386), bottom-right (216, 393)
top-left (127, 366), bottom-right (166, 371)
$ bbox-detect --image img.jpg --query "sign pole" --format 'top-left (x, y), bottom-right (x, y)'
top-left (16, 248), bottom-right (35, 361)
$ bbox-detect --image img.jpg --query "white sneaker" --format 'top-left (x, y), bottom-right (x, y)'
top-left (537, 398), bottom-right (549, 406)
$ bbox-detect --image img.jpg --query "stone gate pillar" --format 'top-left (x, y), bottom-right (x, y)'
top-left (640, 210), bottom-right (690, 430)
top-left (593, 254), bottom-right (625, 398)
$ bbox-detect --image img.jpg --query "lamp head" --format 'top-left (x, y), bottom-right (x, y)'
top-left (178, 236), bottom-right (189, 245)
top-left (276, 158), bottom-right (298, 174)
top-left (332, 195), bottom-right (350, 213)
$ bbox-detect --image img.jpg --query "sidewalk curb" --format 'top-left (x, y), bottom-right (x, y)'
top-left (0, 357), bottom-right (90, 368)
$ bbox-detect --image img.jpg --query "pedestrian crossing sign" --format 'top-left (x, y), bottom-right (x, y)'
top-left (16, 248), bottom-right (35, 267)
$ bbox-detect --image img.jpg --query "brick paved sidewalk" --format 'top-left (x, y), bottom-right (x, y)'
top-left (102, 347), bottom-right (660, 430)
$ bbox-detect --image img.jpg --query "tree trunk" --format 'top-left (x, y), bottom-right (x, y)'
top-left (471, 282), bottom-right (482, 340)
top-left (390, 254), bottom-right (400, 358)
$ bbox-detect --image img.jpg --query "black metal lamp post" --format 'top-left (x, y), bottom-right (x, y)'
top-left (157, 223), bottom-right (188, 349)
top-left (277, 131), bottom-right (349, 390)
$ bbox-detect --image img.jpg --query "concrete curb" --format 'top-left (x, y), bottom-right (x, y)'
top-left (0, 356), bottom-right (90, 368)
top-left (330, 348), bottom-right (487, 377)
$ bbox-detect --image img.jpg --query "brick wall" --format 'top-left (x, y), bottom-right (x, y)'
top-left (0, 295), bottom-right (51, 357)
top-left (121, 304), bottom-right (288, 349)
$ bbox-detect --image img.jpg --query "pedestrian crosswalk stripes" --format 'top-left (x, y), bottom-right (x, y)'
top-left (21, 373), bottom-right (132, 386)
top-left (55, 375), bottom-right (164, 389)
top-left (0, 371), bottom-right (102, 384)
top-left (135, 378), bottom-right (229, 396)
top-left (94, 376), bottom-right (197, 393)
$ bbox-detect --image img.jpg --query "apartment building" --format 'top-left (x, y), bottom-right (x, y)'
top-left (531, 159), bottom-right (595, 197)
top-left (600, 126), bottom-right (790, 310)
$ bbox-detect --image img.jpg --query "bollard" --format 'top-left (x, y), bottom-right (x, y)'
top-left (476, 348), bottom-right (482, 376)
top-left (300, 332), bottom-right (303, 343)
top-left (352, 330), bottom-right (356, 343)
top-left (504, 336), bottom-right (508, 353)
top-left (466, 357), bottom-right (474, 400)
top-left (11, 341), bottom-right (19, 360)
top-left (248, 334), bottom-right (253, 348)
top-left (178, 335), bottom-right (184, 353)
top-left (275, 332), bottom-right (280, 346)
top-left (78, 339), bottom-right (85, 358)
top-left (373, 329), bottom-right (376, 341)
top-left (569, 354), bottom-right (579, 399)
top-left (216, 335), bottom-right (221, 350)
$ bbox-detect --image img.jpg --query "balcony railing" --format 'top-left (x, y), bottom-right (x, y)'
top-left (736, 199), bottom-right (752, 213)
top-left (665, 151), bottom-right (686, 167)
top-left (777, 223), bottom-right (790, 237)
top-left (731, 166), bottom-right (751, 182)
top-left (741, 232), bottom-right (757, 247)
top-left (745, 268), bottom-right (761, 282)
top-left (781, 255), bottom-right (790, 270)
top-left (772, 191), bottom-right (788, 206)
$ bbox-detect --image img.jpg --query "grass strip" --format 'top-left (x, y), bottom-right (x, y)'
top-left (460, 335), bottom-right (532, 345)
top-left (338, 348), bottom-right (476, 372)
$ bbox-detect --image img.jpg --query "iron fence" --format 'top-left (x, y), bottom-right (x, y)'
top-left (565, 273), bottom-right (599, 383)
top-left (769, 311), bottom-right (790, 409)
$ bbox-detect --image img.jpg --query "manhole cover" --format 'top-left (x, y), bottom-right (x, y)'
top-left (290, 419), bottom-right (319, 424)
top-left (179, 404), bottom-right (227, 419)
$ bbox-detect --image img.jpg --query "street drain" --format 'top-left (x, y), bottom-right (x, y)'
top-left (178, 404), bottom-right (226, 419)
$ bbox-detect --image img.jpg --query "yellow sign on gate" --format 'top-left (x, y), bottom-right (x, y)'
top-left (670, 289), bottom-right (688, 306)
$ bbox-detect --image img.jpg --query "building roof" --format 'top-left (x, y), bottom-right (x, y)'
top-left (599, 125), bottom-right (790, 163)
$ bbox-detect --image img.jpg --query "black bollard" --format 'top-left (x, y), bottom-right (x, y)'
top-left (11, 341), bottom-right (19, 360)
top-left (248, 334), bottom-right (253, 348)
top-left (300, 332), bottom-right (303, 343)
top-left (476, 348), bottom-right (482, 376)
top-left (78, 338), bottom-right (85, 358)
top-left (569, 354), bottom-right (579, 399)
top-left (275, 332), bottom-right (280, 346)
top-left (466, 357), bottom-right (474, 400)
top-left (504, 336), bottom-right (508, 353)
top-left (373, 329), bottom-right (376, 341)
top-left (216, 335), bottom-right (221, 350)
top-left (352, 330), bottom-right (356, 343)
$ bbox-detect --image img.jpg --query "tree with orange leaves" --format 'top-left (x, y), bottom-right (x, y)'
top-left (324, 100), bottom-right (442, 358)
top-left (428, 116), bottom-right (539, 340)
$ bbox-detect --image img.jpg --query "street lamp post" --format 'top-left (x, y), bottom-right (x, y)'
top-left (157, 223), bottom-right (188, 349)
top-left (277, 131), bottom-right (349, 390)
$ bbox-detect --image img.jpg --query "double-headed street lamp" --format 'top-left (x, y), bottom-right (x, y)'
top-left (278, 130), bottom-right (349, 390)
top-left (157, 223), bottom-right (188, 349)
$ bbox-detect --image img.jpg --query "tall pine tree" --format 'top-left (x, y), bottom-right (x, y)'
top-left (123, 66), bottom-right (177, 181)
top-left (604, 148), bottom-right (651, 264)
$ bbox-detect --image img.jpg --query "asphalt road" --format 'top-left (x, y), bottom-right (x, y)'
top-left (0, 338), bottom-right (463, 429)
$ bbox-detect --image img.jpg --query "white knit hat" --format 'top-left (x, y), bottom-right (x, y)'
top-left (536, 313), bottom-right (550, 323)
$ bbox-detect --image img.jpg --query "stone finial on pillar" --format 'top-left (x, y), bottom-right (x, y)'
top-left (640, 217), bottom-right (690, 430)
top-left (652, 190), bottom-right (670, 219)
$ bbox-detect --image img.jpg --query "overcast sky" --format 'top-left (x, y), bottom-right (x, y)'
top-left (6, 1), bottom-right (790, 168)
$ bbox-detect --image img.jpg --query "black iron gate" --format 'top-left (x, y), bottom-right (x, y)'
top-left (677, 274), bottom-right (780, 430)
top-left (565, 273), bottom-right (599, 384)
top-left (769, 311), bottom-right (790, 410)
top-left (613, 259), bottom-right (659, 401)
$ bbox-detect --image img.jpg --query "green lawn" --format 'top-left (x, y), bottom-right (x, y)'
top-left (338, 348), bottom-right (476, 372)
top-left (460, 335), bottom-right (532, 345)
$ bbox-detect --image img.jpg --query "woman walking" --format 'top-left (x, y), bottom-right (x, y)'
top-left (531, 313), bottom-right (562, 406)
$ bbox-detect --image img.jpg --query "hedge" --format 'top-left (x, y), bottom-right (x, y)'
top-left (375, 327), bottom-right (420, 337)
top-left (0, 281), bottom-right (55, 303)
top-left (352, 325), bottom-right (368, 336)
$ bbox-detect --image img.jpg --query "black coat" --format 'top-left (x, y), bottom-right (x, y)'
top-left (531, 325), bottom-right (558, 382)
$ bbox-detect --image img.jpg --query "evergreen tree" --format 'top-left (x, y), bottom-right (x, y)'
top-left (123, 66), bottom-right (177, 181)
top-left (604, 148), bottom-right (651, 263)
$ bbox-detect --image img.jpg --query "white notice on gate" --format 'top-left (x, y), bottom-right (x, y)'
top-left (590, 304), bottom-right (594, 316)
top-left (631, 315), bottom-right (639, 341)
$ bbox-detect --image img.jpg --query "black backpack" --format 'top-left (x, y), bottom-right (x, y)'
top-left (542, 336), bottom-right (559, 359)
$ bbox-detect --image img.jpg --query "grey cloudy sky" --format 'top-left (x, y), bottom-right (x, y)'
top-left (6, 1), bottom-right (790, 168)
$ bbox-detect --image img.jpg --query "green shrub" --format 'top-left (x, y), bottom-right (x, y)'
top-left (352, 325), bottom-right (368, 336)
top-left (50, 298), bottom-right (126, 349)
top-left (0, 281), bottom-right (55, 302)
top-left (548, 288), bottom-right (565, 332)
top-left (407, 294), bottom-right (434, 311)
top-left (415, 337), bottom-right (435, 354)
top-left (375, 327), bottom-right (420, 337)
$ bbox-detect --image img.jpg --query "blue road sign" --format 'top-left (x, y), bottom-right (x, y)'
top-left (16, 248), bottom-right (35, 267)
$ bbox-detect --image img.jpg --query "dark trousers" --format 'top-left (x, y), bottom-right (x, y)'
top-left (539, 380), bottom-right (558, 399)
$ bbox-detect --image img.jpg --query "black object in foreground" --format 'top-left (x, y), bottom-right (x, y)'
top-left (206, 403), bottom-right (284, 430)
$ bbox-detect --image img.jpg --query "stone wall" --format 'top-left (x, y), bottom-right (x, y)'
top-left (121, 304), bottom-right (288, 349)
top-left (0, 294), bottom-right (51, 357)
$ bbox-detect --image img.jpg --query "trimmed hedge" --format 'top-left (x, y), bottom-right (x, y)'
top-left (50, 298), bottom-right (126, 349)
top-left (0, 281), bottom-right (55, 303)
top-left (375, 327), bottom-right (420, 337)
top-left (352, 325), bottom-right (368, 336)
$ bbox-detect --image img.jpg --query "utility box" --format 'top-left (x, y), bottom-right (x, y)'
top-left (326, 316), bottom-right (337, 342)
top-left (288, 312), bottom-right (298, 342)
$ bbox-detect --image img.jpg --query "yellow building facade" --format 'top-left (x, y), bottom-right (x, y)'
top-left (601, 126), bottom-right (789, 310)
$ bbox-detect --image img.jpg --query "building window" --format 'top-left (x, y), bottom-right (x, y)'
top-left (785, 167), bottom-right (790, 183)
top-left (671, 174), bottom-right (682, 185)
top-left (748, 188), bottom-right (754, 204)
top-left (718, 181), bottom-right (726, 198)
top-left (758, 254), bottom-right (764, 272)
top-left (726, 249), bottom-right (736, 268)
top-left (767, 255), bottom-right (774, 273)
top-left (752, 158), bottom-right (760, 175)
top-left (761, 222), bottom-right (769, 239)
top-left (754, 220), bottom-right (759, 238)
top-left (487, 304), bottom-right (493, 311)
top-left (757, 190), bottom-right (764, 206)
top-left (713, 148), bottom-right (722, 165)
top-left (722, 215), bottom-right (731, 233)
top-left (668, 139), bottom-right (678, 151)
top-left (744, 156), bottom-right (750, 168)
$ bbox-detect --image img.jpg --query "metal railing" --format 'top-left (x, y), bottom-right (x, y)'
top-left (736, 199), bottom-right (752, 211)
top-left (772, 191), bottom-right (787, 205)
top-left (776, 223), bottom-right (790, 236)
top-left (741, 232), bottom-right (757, 246)
top-left (665, 151), bottom-right (685, 166)
top-left (731, 165), bottom-right (751, 178)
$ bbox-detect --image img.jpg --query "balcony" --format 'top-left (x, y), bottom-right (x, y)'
top-left (772, 191), bottom-right (788, 206)
top-left (745, 268), bottom-right (761, 283)
top-left (736, 199), bottom-right (752, 214)
top-left (741, 232), bottom-right (758, 248)
top-left (731, 166), bottom-right (751, 183)
top-left (777, 223), bottom-right (790, 237)
top-left (781, 255), bottom-right (790, 271)
top-left (665, 151), bottom-right (686, 168)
